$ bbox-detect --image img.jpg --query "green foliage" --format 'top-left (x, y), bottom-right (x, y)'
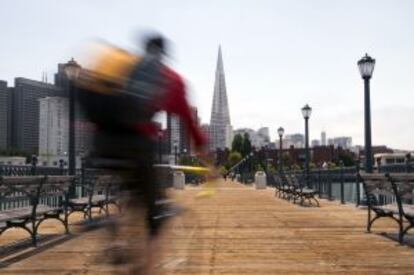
top-left (0, 148), bottom-right (30, 157)
top-left (338, 150), bottom-right (355, 167)
top-left (267, 163), bottom-right (276, 174)
top-left (282, 153), bottom-right (293, 167)
top-left (256, 164), bottom-right (264, 172)
top-left (228, 151), bottom-right (242, 168)
top-left (179, 155), bottom-right (203, 166)
top-left (328, 161), bottom-right (337, 168)
top-left (218, 166), bottom-right (228, 176)
top-left (231, 134), bottom-right (243, 154)
top-left (231, 133), bottom-right (252, 157)
top-left (241, 133), bottom-right (252, 157)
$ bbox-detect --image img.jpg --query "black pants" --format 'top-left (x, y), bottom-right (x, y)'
top-left (91, 131), bottom-right (163, 237)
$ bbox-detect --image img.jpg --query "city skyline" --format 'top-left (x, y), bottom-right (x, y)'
top-left (0, 64), bottom-right (409, 152)
top-left (1, 1), bottom-right (414, 150)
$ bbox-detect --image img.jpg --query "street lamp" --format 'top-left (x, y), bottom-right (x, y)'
top-left (249, 152), bottom-right (254, 173)
top-left (357, 53), bottom-right (376, 173)
top-left (182, 148), bottom-right (187, 165)
top-left (301, 104), bottom-right (312, 187)
top-left (64, 58), bottom-right (81, 175)
top-left (277, 127), bottom-right (285, 175)
top-left (173, 139), bottom-right (178, 165)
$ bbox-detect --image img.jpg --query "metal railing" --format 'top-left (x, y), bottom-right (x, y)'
top-left (277, 161), bottom-right (413, 206)
top-left (0, 164), bottom-right (84, 176)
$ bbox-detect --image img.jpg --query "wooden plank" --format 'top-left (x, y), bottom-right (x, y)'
top-left (2, 180), bottom-right (414, 274)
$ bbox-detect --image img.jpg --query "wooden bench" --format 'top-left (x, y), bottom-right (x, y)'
top-left (68, 174), bottom-right (121, 220)
top-left (0, 175), bottom-right (74, 246)
top-left (273, 173), bottom-right (319, 207)
top-left (286, 174), bottom-right (319, 207)
top-left (358, 172), bottom-right (402, 235)
top-left (273, 174), bottom-right (294, 200)
top-left (387, 173), bottom-right (414, 243)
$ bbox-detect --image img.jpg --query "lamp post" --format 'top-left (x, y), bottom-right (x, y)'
top-left (64, 58), bottom-right (81, 175)
top-left (357, 53), bottom-right (376, 173)
top-left (182, 148), bottom-right (187, 165)
top-left (173, 139), bottom-right (178, 165)
top-left (277, 127), bottom-right (284, 175)
top-left (301, 104), bottom-right (312, 187)
top-left (249, 152), bottom-right (254, 173)
top-left (158, 129), bottom-right (163, 164)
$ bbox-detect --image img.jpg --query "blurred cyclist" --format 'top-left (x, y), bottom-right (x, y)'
top-left (77, 34), bottom-right (207, 272)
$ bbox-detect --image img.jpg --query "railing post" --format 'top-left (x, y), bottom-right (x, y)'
top-left (406, 153), bottom-right (412, 173)
top-left (328, 169), bottom-right (333, 201)
top-left (59, 159), bottom-right (65, 175)
top-left (81, 158), bottom-right (86, 197)
top-left (340, 161), bottom-right (345, 204)
top-left (31, 155), bottom-right (38, 176)
top-left (355, 161), bottom-right (361, 206)
top-left (318, 168), bottom-right (322, 198)
top-left (309, 169), bottom-right (314, 189)
top-left (377, 158), bottom-right (382, 173)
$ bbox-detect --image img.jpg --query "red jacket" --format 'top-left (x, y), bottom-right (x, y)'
top-left (136, 65), bottom-right (207, 149)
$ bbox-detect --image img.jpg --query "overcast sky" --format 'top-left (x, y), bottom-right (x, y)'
top-left (1, 0), bottom-right (413, 150)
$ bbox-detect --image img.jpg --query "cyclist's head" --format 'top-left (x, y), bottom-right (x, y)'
top-left (144, 35), bottom-right (167, 56)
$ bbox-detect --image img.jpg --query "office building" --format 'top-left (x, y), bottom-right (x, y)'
top-left (0, 81), bottom-right (10, 149)
top-left (284, 133), bottom-right (305, 149)
top-left (321, 131), bottom-right (327, 146)
top-left (233, 127), bottom-right (270, 149)
top-left (167, 107), bottom-right (199, 155)
top-left (38, 97), bottom-right (69, 163)
top-left (311, 139), bottom-right (320, 147)
top-left (12, 78), bottom-right (65, 153)
top-left (209, 46), bottom-right (232, 150)
top-left (330, 136), bottom-right (352, 149)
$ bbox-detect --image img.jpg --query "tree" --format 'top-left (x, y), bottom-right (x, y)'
top-left (267, 163), bottom-right (276, 174)
top-left (282, 153), bottom-right (293, 168)
top-left (256, 164), bottom-right (265, 172)
top-left (241, 133), bottom-right (252, 157)
top-left (218, 166), bottom-right (228, 176)
top-left (338, 150), bottom-right (355, 167)
top-left (179, 155), bottom-right (204, 167)
top-left (228, 151), bottom-right (242, 168)
top-left (231, 134), bottom-right (243, 154)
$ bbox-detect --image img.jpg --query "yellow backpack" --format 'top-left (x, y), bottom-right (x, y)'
top-left (77, 43), bottom-right (141, 95)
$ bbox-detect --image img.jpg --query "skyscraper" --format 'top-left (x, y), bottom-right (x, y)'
top-left (0, 81), bottom-right (10, 149)
top-left (321, 131), bottom-right (327, 146)
top-left (167, 107), bottom-right (199, 155)
top-left (209, 46), bottom-right (232, 150)
top-left (284, 133), bottom-right (305, 149)
top-left (330, 137), bottom-right (352, 149)
top-left (38, 97), bottom-right (69, 159)
top-left (12, 78), bottom-right (65, 153)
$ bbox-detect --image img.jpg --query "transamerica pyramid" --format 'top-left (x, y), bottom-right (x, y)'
top-left (209, 46), bottom-right (233, 149)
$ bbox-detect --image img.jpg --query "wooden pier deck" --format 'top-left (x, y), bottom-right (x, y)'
top-left (1, 180), bottom-right (414, 274)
